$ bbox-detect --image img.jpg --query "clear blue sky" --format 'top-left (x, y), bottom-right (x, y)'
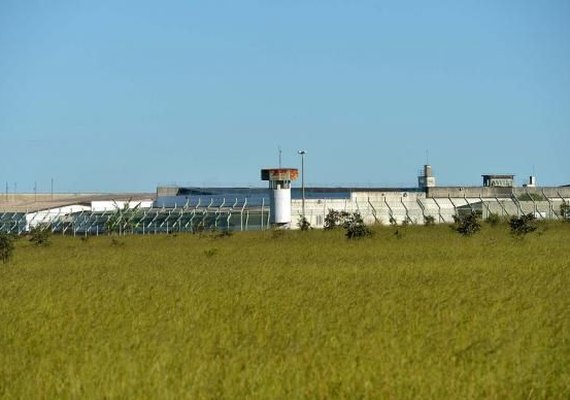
top-left (1, 0), bottom-right (569, 193)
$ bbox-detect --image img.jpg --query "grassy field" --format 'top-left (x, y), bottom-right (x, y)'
top-left (1, 223), bottom-right (569, 399)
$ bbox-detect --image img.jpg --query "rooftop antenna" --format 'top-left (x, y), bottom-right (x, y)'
top-left (426, 149), bottom-right (429, 165)
top-left (278, 146), bottom-right (282, 168)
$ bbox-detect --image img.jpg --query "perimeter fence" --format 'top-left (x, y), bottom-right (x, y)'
top-left (301, 195), bottom-right (570, 228)
top-left (0, 198), bottom-right (272, 236)
top-left (1, 195), bottom-right (568, 236)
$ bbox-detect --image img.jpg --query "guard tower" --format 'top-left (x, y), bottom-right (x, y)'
top-left (261, 168), bottom-right (299, 226)
top-left (418, 164), bottom-right (436, 189)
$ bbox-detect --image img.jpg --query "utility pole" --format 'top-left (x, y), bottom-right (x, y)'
top-left (298, 150), bottom-right (306, 221)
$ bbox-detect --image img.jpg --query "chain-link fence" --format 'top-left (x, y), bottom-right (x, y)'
top-left (1, 193), bottom-right (569, 235)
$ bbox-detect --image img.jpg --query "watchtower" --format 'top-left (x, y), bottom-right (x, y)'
top-left (261, 168), bottom-right (299, 226)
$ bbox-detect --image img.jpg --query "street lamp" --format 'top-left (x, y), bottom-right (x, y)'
top-left (298, 150), bottom-right (306, 220)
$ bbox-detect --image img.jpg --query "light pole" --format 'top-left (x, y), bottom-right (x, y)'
top-left (298, 150), bottom-right (306, 221)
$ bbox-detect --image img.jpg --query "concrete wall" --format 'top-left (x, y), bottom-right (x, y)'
top-left (291, 189), bottom-right (570, 229)
top-left (427, 187), bottom-right (513, 198)
top-left (427, 186), bottom-right (570, 199)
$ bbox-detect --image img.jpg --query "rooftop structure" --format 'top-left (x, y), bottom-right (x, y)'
top-left (418, 164), bottom-right (436, 189)
top-left (482, 174), bottom-right (515, 188)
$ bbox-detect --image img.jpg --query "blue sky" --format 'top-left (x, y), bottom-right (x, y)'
top-left (1, 0), bottom-right (569, 192)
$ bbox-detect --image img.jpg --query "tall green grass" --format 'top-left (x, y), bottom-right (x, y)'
top-left (1, 223), bottom-right (569, 399)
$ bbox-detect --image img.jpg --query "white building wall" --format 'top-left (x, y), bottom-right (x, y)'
top-left (290, 191), bottom-right (535, 229)
top-left (26, 205), bottom-right (91, 230)
top-left (291, 192), bottom-right (570, 229)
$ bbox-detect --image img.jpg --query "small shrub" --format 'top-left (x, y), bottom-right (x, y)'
top-left (509, 213), bottom-right (537, 236)
top-left (561, 201), bottom-right (570, 222)
top-left (424, 215), bottom-right (435, 226)
top-left (344, 212), bottom-right (372, 240)
top-left (0, 233), bottom-right (15, 264)
top-left (454, 213), bottom-right (481, 236)
top-left (297, 216), bottom-right (311, 231)
top-left (389, 216), bottom-right (397, 226)
top-left (485, 213), bottom-right (501, 226)
top-left (324, 209), bottom-right (350, 230)
top-left (29, 225), bottom-right (51, 246)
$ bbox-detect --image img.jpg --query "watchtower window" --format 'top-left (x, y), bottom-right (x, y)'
top-left (270, 181), bottom-right (290, 189)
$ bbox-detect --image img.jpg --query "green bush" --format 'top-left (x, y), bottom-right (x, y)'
top-left (343, 212), bottom-right (372, 239)
top-left (297, 216), bottom-right (311, 231)
top-left (509, 213), bottom-right (537, 236)
top-left (561, 201), bottom-right (570, 222)
top-left (29, 225), bottom-right (51, 246)
top-left (453, 213), bottom-right (481, 236)
top-left (323, 209), bottom-right (350, 230)
top-left (423, 215), bottom-right (435, 226)
top-left (0, 233), bottom-right (14, 264)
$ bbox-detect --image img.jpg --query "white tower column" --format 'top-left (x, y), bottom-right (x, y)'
top-left (261, 168), bottom-right (299, 226)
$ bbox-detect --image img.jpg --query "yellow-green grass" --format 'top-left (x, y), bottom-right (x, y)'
top-left (1, 223), bottom-right (569, 399)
